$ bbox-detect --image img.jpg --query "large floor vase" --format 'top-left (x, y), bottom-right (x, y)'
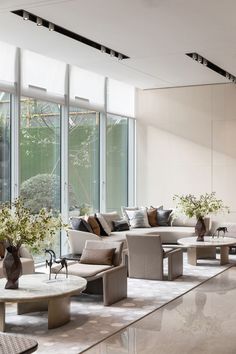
top-left (195, 217), bottom-right (206, 242)
top-left (3, 246), bottom-right (22, 289)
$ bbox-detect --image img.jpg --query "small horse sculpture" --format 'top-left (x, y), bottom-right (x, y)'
top-left (212, 226), bottom-right (228, 238)
top-left (45, 249), bottom-right (68, 280)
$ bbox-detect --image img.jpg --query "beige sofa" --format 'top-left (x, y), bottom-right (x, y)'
top-left (0, 246), bottom-right (35, 278)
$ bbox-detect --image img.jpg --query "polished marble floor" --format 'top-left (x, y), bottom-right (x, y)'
top-left (83, 266), bottom-right (236, 354)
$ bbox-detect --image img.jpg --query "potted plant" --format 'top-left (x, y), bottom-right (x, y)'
top-left (0, 197), bottom-right (65, 289)
top-left (173, 192), bottom-right (229, 241)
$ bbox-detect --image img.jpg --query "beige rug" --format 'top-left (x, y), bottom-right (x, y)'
top-left (5, 254), bottom-right (236, 353)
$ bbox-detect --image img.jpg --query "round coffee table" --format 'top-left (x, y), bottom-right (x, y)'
top-left (178, 236), bottom-right (236, 266)
top-left (0, 274), bottom-right (87, 332)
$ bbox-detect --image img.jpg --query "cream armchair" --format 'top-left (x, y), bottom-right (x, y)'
top-left (52, 240), bottom-right (127, 306)
top-left (126, 234), bottom-right (183, 281)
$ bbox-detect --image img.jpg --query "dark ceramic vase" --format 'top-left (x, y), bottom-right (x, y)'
top-left (3, 245), bottom-right (22, 289)
top-left (195, 217), bottom-right (206, 242)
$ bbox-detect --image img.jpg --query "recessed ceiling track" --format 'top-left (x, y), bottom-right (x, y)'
top-left (186, 52), bottom-right (236, 83)
top-left (11, 9), bottom-right (129, 61)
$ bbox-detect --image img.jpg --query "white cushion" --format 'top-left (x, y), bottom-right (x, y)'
top-left (99, 211), bottom-right (121, 231)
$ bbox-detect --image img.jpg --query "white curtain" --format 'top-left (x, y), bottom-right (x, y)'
top-left (107, 79), bottom-right (135, 117)
top-left (21, 50), bottom-right (66, 103)
top-left (70, 66), bottom-right (105, 111)
top-left (0, 40), bottom-right (16, 92)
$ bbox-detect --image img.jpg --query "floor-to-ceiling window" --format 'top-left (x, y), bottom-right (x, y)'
top-left (69, 107), bottom-right (100, 215)
top-left (20, 97), bottom-right (61, 258)
top-left (106, 115), bottom-right (128, 212)
top-left (0, 92), bottom-right (11, 204)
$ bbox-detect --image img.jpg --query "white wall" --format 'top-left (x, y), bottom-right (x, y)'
top-left (136, 83), bottom-right (236, 221)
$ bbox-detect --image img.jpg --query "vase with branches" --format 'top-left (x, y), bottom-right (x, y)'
top-left (173, 192), bottom-right (229, 241)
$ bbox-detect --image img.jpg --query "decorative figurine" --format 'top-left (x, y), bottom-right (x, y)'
top-left (45, 249), bottom-right (68, 280)
top-left (212, 226), bottom-right (228, 238)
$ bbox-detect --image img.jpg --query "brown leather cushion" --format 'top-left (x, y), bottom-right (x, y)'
top-left (80, 248), bottom-right (115, 266)
top-left (147, 207), bottom-right (158, 227)
top-left (86, 215), bottom-right (101, 236)
top-left (0, 241), bottom-right (5, 258)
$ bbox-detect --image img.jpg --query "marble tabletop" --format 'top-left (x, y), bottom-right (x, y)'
top-left (0, 274), bottom-right (87, 302)
top-left (178, 236), bottom-right (236, 247)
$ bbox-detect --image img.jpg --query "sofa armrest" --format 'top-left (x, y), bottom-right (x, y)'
top-left (102, 265), bottom-right (127, 306)
top-left (67, 229), bottom-right (102, 254)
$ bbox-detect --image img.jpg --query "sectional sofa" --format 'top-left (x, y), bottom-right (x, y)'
top-left (67, 216), bottom-right (212, 254)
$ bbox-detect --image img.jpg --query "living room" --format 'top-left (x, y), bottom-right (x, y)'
top-left (0, 0), bottom-right (236, 353)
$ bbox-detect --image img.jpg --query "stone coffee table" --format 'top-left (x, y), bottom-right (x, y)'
top-left (178, 236), bottom-right (236, 266)
top-left (0, 273), bottom-right (87, 332)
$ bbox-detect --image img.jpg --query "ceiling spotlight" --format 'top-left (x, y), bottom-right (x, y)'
top-left (203, 58), bottom-right (208, 66)
top-left (230, 75), bottom-right (234, 81)
top-left (36, 17), bottom-right (43, 26)
top-left (192, 53), bottom-right (197, 60)
top-left (226, 72), bottom-right (230, 80)
top-left (23, 11), bottom-right (29, 20)
top-left (101, 45), bottom-right (106, 53)
top-left (118, 53), bottom-right (123, 60)
top-left (49, 22), bottom-right (54, 31)
top-left (198, 55), bottom-right (202, 63)
top-left (110, 50), bottom-right (115, 57)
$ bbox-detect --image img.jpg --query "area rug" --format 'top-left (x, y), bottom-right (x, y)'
top-left (5, 254), bottom-right (236, 353)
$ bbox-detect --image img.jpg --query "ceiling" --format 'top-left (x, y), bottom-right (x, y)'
top-left (0, 0), bottom-right (235, 89)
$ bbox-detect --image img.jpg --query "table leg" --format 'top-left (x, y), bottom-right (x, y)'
top-left (0, 302), bottom-right (6, 332)
top-left (187, 247), bottom-right (197, 265)
top-left (220, 246), bottom-right (229, 265)
top-left (48, 296), bottom-right (70, 329)
top-left (17, 301), bottom-right (48, 315)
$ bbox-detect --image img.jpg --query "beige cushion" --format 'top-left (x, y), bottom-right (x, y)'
top-left (129, 209), bottom-right (151, 228)
top-left (80, 248), bottom-right (115, 266)
top-left (53, 262), bottom-right (113, 278)
top-left (96, 213), bottom-right (112, 235)
top-left (99, 212), bottom-right (121, 231)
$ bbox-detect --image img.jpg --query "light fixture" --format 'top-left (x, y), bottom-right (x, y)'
top-left (48, 22), bottom-right (54, 31)
top-left (36, 17), bottom-right (42, 26)
top-left (12, 9), bottom-right (129, 60)
top-left (23, 11), bottom-right (29, 20)
top-left (197, 55), bottom-right (202, 63)
top-left (101, 45), bottom-right (106, 53)
top-left (186, 52), bottom-right (236, 84)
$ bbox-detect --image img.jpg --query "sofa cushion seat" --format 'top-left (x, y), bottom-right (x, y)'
top-left (53, 262), bottom-right (113, 278)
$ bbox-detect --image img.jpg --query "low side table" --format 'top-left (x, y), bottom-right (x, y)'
top-left (0, 274), bottom-right (87, 332)
top-left (178, 236), bottom-right (236, 266)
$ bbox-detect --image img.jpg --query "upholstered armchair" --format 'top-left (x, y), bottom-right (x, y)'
top-left (126, 234), bottom-right (183, 281)
top-left (52, 240), bottom-right (127, 306)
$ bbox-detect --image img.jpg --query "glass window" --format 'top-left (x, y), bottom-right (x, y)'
top-left (69, 107), bottom-right (100, 216)
top-left (0, 92), bottom-right (11, 204)
top-left (20, 97), bottom-right (61, 258)
top-left (106, 114), bottom-right (128, 212)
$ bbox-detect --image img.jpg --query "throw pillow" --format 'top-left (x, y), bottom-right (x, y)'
top-left (130, 209), bottom-right (151, 228)
top-left (147, 207), bottom-right (158, 227)
top-left (121, 206), bottom-right (139, 223)
top-left (85, 215), bottom-right (101, 236)
top-left (69, 217), bottom-right (94, 233)
top-left (113, 219), bottom-right (130, 231)
top-left (80, 248), bottom-right (115, 266)
top-left (99, 212), bottom-right (121, 231)
top-left (157, 209), bottom-right (172, 226)
top-left (96, 213), bottom-right (111, 235)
